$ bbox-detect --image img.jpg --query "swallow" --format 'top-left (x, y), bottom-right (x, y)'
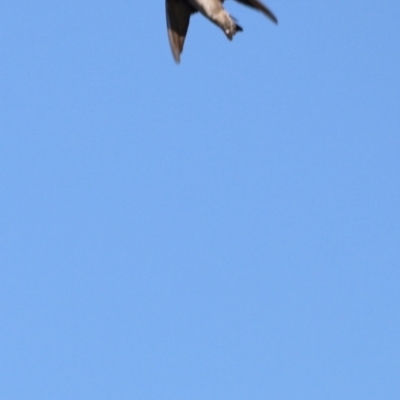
top-left (166, 0), bottom-right (278, 63)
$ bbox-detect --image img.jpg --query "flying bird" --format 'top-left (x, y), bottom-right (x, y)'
top-left (166, 0), bottom-right (278, 63)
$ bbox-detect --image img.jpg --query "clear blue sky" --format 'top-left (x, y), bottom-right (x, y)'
top-left (1, 1), bottom-right (399, 399)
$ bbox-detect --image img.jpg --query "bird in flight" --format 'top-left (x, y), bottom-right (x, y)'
top-left (166, 0), bottom-right (278, 63)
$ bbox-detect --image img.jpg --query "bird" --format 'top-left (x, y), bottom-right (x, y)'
top-left (166, 0), bottom-right (278, 63)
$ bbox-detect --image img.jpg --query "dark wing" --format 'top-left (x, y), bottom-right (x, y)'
top-left (166, 0), bottom-right (196, 63)
top-left (234, 0), bottom-right (278, 24)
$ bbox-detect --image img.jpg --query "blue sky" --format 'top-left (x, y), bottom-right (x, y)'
top-left (1, 1), bottom-right (399, 399)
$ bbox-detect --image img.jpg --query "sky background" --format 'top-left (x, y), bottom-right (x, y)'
top-left (1, 1), bottom-right (399, 399)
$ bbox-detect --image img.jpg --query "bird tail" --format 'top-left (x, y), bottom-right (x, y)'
top-left (219, 12), bottom-right (243, 39)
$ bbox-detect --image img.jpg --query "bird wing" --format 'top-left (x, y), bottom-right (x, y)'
top-left (166, 0), bottom-right (196, 63)
top-left (234, 0), bottom-right (278, 24)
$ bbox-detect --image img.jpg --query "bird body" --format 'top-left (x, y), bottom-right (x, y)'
top-left (166, 0), bottom-right (277, 63)
top-left (187, 0), bottom-right (242, 39)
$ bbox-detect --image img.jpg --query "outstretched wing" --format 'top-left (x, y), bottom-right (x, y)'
top-left (166, 0), bottom-right (196, 63)
top-left (234, 0), bottom-right (278, 24)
